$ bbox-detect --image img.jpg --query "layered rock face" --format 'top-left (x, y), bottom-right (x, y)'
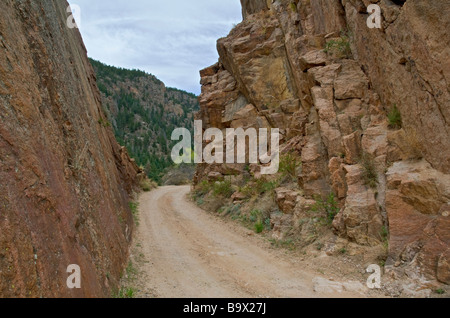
top-left (196, 0), bottom-right (449, 284)
top-left (0, 1), bottom-right (141, 297)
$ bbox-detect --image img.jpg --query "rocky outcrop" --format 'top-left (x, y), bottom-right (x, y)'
top-left (0, 1), bottom-right (141, 297)
top-left (196, 0), bottom-right (449, 285)
top-left (385, 161), bottom-right (450, 284)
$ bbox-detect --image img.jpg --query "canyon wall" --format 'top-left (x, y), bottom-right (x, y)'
top-left (196, 0), bottom-right (449, 285)
top-left (0, 0), bottom-right (141, 297)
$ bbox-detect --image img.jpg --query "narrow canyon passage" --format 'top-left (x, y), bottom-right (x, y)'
top-left (135, 186), bottom-right (365, 298)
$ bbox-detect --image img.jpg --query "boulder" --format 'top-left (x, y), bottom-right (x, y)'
top-left (275, 187), bottom-right (299, 214)
top-left (299, 50), bottom-right (327, 71)
top-left (334, 60), bottom-right (368, 100)
top-left (334, 165), bottom-right (383, 246)
top-left (270, 213), bottom-right (293, 241)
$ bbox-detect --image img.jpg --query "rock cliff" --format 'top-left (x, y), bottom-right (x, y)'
top-left (195, 0), bottom-right (449, 287)
top-left (0, 0), bottom-right (141, 297)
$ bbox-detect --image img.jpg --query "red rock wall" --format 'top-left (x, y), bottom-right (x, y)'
top-left (196, 0), bottom-right (449, 285)
top-left (0, 0), bottom-right (141, 297)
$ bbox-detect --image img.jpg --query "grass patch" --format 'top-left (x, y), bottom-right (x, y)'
top-left (269, 238), bottom-right (296, 251)
top-left (380, 226), bottom-right (389, 242)
top-left (435, 288), bottom-right (446, 295)
top-left (97, 118), bottom-right (111, 128)
top-left (213, 178), bottom-right (234, 197)
top-left (360, 153), bottom-right (378, 189)
top-left (194, 180), bottom-right (212, 198)
top-left (255, 178), bottom-right (278, 194)
top-left (221, 203), bottom-right (241, 217)
top-left (388, 104), bottom-right (402, 129)
top-left (114, 287), bottom-right (136, 298)
top-left (404, 128), bottom-right (423, 159)
top-left (126, 261), bottom-right (137, 278)
top-left (264, 218), bottom-right (271, 230)
top-left (140, 178), bottom-right (156, 192)
top-left (310, 193), bottom-right (340, 225)
top-left (129, 201), bottom-right (139, 226)
top-left (290, 2), bottom-right (297, 12)
top-left (239, 177), bottom-right (278, 197)
top-left (249, 209), bottom-right (262, 222)
top-left (227, 207), bottom-right (269, 234)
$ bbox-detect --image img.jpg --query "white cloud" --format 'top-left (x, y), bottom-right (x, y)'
top-left (67, 0), bottom-right (242, 94)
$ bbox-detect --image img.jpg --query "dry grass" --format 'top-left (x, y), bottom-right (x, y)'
top-left (140, 178), bottom-right (157, 192)
top-left (403, 128), bottom-right (423, 159)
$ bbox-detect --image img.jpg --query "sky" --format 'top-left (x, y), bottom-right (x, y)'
top-left (67, 0), bottom-right (243, 95)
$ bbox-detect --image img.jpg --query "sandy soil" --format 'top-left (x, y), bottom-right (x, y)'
top-left (130, 186), bottom-right (373, 298)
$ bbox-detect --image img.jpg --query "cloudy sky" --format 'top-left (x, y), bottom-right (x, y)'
top-left (67, 0), bottom-right (243, 95)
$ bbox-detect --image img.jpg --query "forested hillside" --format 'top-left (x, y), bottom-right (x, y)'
top-left (90, 59), bottom-right (199, 182)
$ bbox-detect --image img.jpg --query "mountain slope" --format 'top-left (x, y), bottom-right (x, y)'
top-left (90, 59), bottom-right (199, 183)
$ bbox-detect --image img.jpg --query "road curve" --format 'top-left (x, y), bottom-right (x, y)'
top-left (136, 186), bottom-right (363, 298)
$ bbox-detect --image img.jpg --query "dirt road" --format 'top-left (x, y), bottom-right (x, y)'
top-left (135, 186), bottom-right (365, 298)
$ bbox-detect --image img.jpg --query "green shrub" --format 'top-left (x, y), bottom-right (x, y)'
top-left (249, 209), bottom-right (261, 223)
top-left (213, 179), bottom-right (233, 197)
top-left (140, 178), bottom-right (155, 192)
top-left (194, 180), bottom-right (213, 198)
top-left (254, 221), bottom-right (264, 234)
top-left (310, 193), bottom-right (340, 225)
top-left (279, 152), bottom-right (301, 179)
top-left (255, 178), bottom-right (278, 195)
top-left (324, 35), bottom-right (352, 59)
top-left (226, 204), bottom-right (241, 216)
top-left (388, 104), bottom-right (402, 129)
